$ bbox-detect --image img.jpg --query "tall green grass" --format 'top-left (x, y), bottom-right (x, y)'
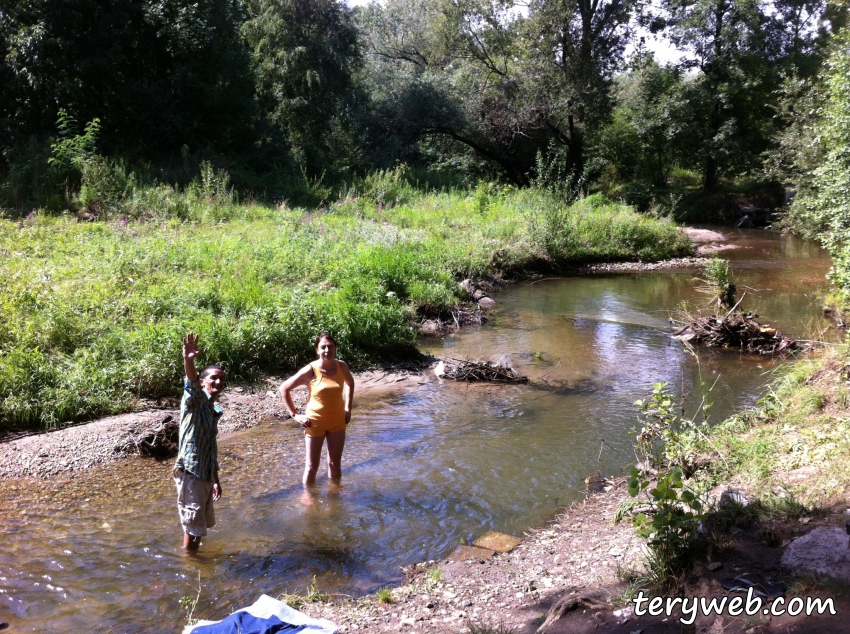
top-left (0, 182), bottom-right (691, 429)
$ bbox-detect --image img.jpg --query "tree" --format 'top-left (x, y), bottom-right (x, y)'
top-left (787, 27), bottom-right (850, 245)
top-left (357, 0), bottom-right (638, 184)
top-left (658, 0), bottom-right (781, 190)
top-left (242, 0), bottom-right (362, 175)
top-left (599, 53), bottom-right (687, 186)
top-left (0, 0), bottom-right (258, 158)
top-left (525, 0), bottom-right (638, 175)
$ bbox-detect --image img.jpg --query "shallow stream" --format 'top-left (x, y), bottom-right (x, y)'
top-left (0, 229), bottom-right (835, 633)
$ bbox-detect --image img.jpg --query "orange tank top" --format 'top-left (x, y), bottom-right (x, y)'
top-left (305, 360), bottom-right (346, 423)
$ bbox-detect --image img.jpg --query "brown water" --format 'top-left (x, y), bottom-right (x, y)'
top-left (0, 229), bottom-right (835, 633)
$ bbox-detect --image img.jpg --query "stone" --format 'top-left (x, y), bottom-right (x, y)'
top-left (478, 297), bottom-right (496, 308)
top-left (782, 527), bottom-right (850, 580)
top-left (473, 531), bottom-right (522, 553)
top-left (708, 562), bottom-right (723, 571)
top-left (720, 488), bottom-right (753, 508)
top-left (450, 545), bottom-right (495, 561)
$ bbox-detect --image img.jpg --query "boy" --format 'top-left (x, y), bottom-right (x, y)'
top-left (173, 332), bottom-right (225, 551)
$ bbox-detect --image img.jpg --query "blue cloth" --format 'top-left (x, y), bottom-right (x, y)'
top-left (182, 594), bottom-right (337, 634)
top-left (191, 612), bottom-right (306, 634)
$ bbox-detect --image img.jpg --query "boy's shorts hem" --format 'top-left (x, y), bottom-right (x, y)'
top-left (174, 469), bottom-right (216, 536)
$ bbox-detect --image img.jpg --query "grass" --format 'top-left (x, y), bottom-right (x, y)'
top-left (280, 576), bottom-right (329, 608)
top-left (669, 343), bottom-right (850, 523)
top-left (0, 177), bottom-right (692, 429)
top-left (465, 623), bottom-right (519, 634)
top-left (375, 586), bottom-right (394, 604)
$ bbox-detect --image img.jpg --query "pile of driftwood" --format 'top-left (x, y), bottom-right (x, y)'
top-left (435, 358), bottom-right (529, 383)
top-left (672, 312), bottom-right (799, 355)
top-left (114, 415), bottom-right (180, 457)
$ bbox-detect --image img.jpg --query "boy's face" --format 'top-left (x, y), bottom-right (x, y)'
top-left (201, 370), bottom-right (226, 398)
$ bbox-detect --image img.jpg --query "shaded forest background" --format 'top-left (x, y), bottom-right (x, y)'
top-left (1, 0), bottom-right (849, 287)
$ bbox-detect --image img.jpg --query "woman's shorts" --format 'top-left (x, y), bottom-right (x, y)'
top-left (304, 419), bottom-right (347, 438)
top-left (174, 469), bottom-right (216, 536)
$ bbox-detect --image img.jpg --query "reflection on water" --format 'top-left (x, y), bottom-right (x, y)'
top-left (0, 230), bottom-right (835, 633)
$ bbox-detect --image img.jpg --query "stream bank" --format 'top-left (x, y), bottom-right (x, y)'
top-left (0, 226), bottom-right (732, 481)
top-left (3, 227), bottom-right (844, 634)
top-left (295, 473), bottom-right (850, 634)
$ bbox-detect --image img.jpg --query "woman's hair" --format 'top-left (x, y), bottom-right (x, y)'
top-left (200, 364), bottom-right (225, 379)
top-left (314, 333), bottom-right (337, 348)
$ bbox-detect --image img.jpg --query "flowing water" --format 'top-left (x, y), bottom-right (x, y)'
top-left (0, 229), bottom-right (836, 633)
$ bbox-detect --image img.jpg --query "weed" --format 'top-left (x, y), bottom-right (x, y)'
top-left (465, 621), bottom-right (519, 634)
top-left (179, 572), bottom-right (202, 628)
top-left (612, 579), bottom-right (644, 606)
top-left (306, 576), bottom-right (329, 603)
top-left (375, 586), bottom-right (394, 604)
top-left (280, 575), bottom-right (329, 608)
top-left (424, 567), bottom-right (443, 593)
top-left (628, 466), bottom-right (705, 590)
top-left (696, 258), bottom-right (737, 308)
top-left (707, 499), bottom-right (760, 531)
top-left (614, 560), bottom-right (641, 583)
top-left (760, 491), bottom-right (809, 520)
top-left (613, 497), bottom-right (644, 524)
top-left (280, 593), bottom-right (305, 609)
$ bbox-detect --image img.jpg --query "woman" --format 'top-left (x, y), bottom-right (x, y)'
top-left (280, 334), bottom-right (355, 485)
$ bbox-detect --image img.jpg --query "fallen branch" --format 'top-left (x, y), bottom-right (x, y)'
top-left (672, 311), bottom-right (801, 355)
top-left (436, 357), bottom-right (529, 383)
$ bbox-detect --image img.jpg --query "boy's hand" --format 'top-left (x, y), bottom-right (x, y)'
top-left (213, 481), bottom-right (222, 501)
top-left (183, 333), bottom-right (204, 360)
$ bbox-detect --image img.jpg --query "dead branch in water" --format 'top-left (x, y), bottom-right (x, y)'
top-left (114, 415), bottom-right (179, 457)
top-left (435, 358), bottom-right (529, 383)
top-left (672, 311), bottom-right (801, 355)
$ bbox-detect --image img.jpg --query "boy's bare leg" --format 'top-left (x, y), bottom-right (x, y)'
top-left (325, 429), bottom-right (346, 481)
top-left (303, 435), bottom-right (325, 484)
top-left (183, 533), bottom-right (201, 551)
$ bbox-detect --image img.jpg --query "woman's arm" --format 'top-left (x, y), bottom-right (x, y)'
top-left (280, 365), bottom-right (315, 427)
top-left (340, 361), bottom-right (355, 424)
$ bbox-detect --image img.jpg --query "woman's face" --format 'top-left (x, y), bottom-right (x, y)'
top-left (316, 337), bottom-right (336, 360)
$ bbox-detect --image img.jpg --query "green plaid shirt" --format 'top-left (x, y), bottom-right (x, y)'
top-left (174, 378), bottom-right (222, 482)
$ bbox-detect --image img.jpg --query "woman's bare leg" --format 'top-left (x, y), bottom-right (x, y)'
top-left (325, 429), bottom-right (346, 481)
top-left (303, 435), bottom-right (325, 484)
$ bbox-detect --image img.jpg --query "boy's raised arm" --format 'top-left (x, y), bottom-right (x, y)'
top-left (182, 332), bottom-right (203, 383)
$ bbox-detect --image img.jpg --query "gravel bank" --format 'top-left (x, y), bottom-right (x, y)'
top-left (0, 367), bottom-right (425, 480)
